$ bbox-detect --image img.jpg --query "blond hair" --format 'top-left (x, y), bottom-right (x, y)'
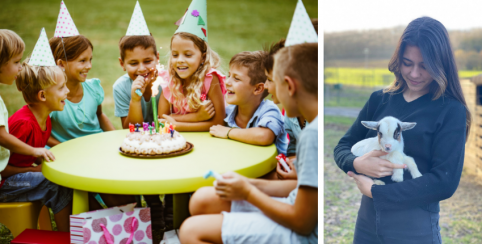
top-left (167, 32), bottom-right (220, 113)
top-left (0, 29), bottom-right (25, 68)
top-left (16, 57), bottom-right (64, 104)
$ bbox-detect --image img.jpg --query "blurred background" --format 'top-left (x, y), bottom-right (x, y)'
top-left (323, 1), bottom-right (482, 243)
top-left (0, 0), bottom-right (318, 129)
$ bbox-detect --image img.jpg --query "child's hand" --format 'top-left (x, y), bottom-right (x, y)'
top-left (209, 125), bottom-right (230, 139)
top-left (32, 148), bottom-right (55, 162)
top-left (131, 75), bottom-right (148, 101)
top-left (214, 172), bottom-right (254, 201)
top-left (161, 114), bottom-right (177, 126)
top-left (277, 157), bottom-right (297, 180)
top-left (196, 100), bottom-right (215, 121)
top-left (31, 163), bottom-right (43, 172)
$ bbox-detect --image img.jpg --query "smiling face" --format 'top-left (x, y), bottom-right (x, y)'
top-left (264, 69), bottom-right (279, 104)
top-left (43, 70), bottom-right (69, 112)
top-left (64, 47), bottom-right (92, 83)
top-left (170, 35), bottom-right (204, 81)
top-left (225, 64), bottom-right (257, 105)
top-left (401, 45), bottom-right (434, 96)
top-left (0, 52), bottom-right (23, 85)
top-left (120, 46), bottom-right (159, 81)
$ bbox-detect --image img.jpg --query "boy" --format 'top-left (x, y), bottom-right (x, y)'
top-left (180, 43), bottom-right (318, 243)
top-left (113, 34), bottom-right (161, 129)
top-left (209, 51), bottom-right (288, 155)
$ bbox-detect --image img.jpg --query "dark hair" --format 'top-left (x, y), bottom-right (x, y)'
top-left (49, 35), bottom-right (93, 62)
top-left (311, 18), bottom-right (318, 34)
top-left (230, 51), bottom-right (269, 99)
top-left (263, 39), bottom-right (285, 73)
top-left (273, 43), bottom-right (318, 96)
top-left (386, 17), bottom-right (471, 140)
top-left (118, 34), bottom-right (157, 61)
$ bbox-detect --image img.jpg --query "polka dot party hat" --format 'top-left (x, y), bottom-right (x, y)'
top-left (126, 1), bottom-right (150, 36)
top-left (54, 1), bottom-right (80, 38)
top-left (174, 0), bottom-right (208, 42)
top-left (285, 0), bottom-right (318, 46)
top-left (28, 28), bottom-right (57, 66)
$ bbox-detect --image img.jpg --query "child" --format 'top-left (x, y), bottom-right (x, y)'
top-left (47, 1), bottom-right (114, 148)
top-left (263, 39), bottom-right (307, 180)
top-left (113, 1), bottom-right (162, 129)
top-left (209, 51), bottom-right (288, 155)
top-left (158, 0), bottom-right (226, 131)
top-left (0, 28), bottom-right (73, 232)
top-left (0, 29), bottom-right (54, 183)
top-left (180, 42), bottom-right (318, 244)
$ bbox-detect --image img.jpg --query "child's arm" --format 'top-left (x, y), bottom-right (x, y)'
top-left (120, 75), bottom-right (151, 129)
top-left (248, 178), bottom-right (297, 196)
top-left (47, 136), bottom-right (60, 148)
top-left (217, 172), bottom-right (317, 235)
top-left (0, 126), bottom-right (55, 162)
top-left (96, 105), bottom-right (115, 131)
top-left (169, 100), bottom-right (215, 122)
top-left (210, 126), bottom-right (275, 146)
top-left (0, 164), bottom-right (42, 178)
top-left (161, 76), bottom-right (226, 131)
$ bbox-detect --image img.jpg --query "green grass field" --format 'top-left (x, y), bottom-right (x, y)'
top-left (0, 0), bottom-right (318, 129)
top-left (325, 67), bottom-right (482, 88)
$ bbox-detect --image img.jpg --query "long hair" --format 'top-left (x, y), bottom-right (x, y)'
top-left (49, 35), bottom-right (93, 62)
top-left (167, 32), bottom-right (220, 113)
top-left (385, 17), bottom-right (471, 141)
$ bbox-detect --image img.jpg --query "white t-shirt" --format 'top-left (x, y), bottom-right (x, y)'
top-left (0, 95), bottom-right (10, 181)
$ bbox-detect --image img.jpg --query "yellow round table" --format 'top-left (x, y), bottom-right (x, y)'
top-left (42, 130), bottom-right (277, 227)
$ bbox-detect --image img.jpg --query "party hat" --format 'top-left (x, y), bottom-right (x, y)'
top-left (175, 0), bottom-right (208, 42)
top-left (54, 1), bottom-right (80, 37)
top-left (126, 1), bottom-right (150, 36)
top-left (285, 0), bottom-right (318, 46)
top-left (28, 28), bottom-right (57, 66)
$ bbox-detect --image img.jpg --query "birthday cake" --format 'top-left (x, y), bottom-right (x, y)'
top-left (120, 122), bottom-right (187, 155)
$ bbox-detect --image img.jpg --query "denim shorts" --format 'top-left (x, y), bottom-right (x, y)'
top-left (0, 172), bottom-right (72, 214)
top-left (354, 195), bottom-right (442, 244)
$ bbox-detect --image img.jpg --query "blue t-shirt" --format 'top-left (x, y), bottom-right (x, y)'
top-left (285, 116), bottom-right (309, 156)
top-left (50, 78), bottom-right (104, 143)
top-left (224, 99), bottom-right (288, 155)
top-left (287, 116), bottom-right (318, 244)
top-left (113, 74), bottom-right (162, 123)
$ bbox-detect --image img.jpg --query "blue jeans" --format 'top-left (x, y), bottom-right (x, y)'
top-left (0, 172), bottom-right (72, 214)
top-left (354, 195), bottom-right (442, 244)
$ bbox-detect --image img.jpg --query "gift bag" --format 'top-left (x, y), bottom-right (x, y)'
top-left (70, 203), bottom-right (153, 244)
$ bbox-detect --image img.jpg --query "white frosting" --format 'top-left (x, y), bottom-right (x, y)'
top-left (121, 131), bottom-right (187, 155)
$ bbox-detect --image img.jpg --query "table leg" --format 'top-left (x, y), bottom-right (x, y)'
top-left (72, 189), bottom-right (89, 215)
top-left (173, 193), bottom-right (190, 229)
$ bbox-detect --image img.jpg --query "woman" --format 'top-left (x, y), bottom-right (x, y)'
top-left (334, 17), bottom-right (471, 243)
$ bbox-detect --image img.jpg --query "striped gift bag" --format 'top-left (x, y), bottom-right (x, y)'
top-left (70, 203), bottom-right (152, 244)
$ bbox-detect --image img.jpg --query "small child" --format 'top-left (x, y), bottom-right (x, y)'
top-left (180, 42), bottom-right (319, 244)
top-left (113, 2), bottom-right (161, 129)
top-left (0, 29), bottom-right (54, 182)
top-left (47, 5), bottom-right (114, 147)
top-left (0, 29), bottom-right (73, 232)
top-left (263, 39), bottom-right (307, 180)
top-left (209, 51), bottom-right (288, 155)
top-left (158, 0), bottom-right (226, 131)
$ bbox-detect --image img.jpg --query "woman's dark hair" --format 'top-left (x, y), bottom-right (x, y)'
top-left (385, 17), bottom-right (471, 141)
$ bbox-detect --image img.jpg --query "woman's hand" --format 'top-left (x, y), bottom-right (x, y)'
top-left (353, 150), bottom-right (406, 178)
top-left (209, 125), bottom-right (231, 139)
top-left (348, 171), bottom-right (374, 198)
top-left (214, 172), bottom-right (254, 201)
top-left (276, 157), bottom-right (297, 180)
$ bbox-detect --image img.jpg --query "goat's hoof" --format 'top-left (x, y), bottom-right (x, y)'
top-left (373, 180), bottom-right (385, 185)
top-left (411, 171), bottom-right (422, 179)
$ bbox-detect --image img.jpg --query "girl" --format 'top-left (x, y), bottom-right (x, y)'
top-left (0, 29), bottom-right (54, 181)
top-left (47, 35), bottom-right (114, 147)
top-left (48, 35), bottom-right (134, 209)
top-left (158, 32), bottom-right (226, 131)
top-left (334, 17), bottom-right (470, 243)
top-left (1, 58), bottom-right (72, 232)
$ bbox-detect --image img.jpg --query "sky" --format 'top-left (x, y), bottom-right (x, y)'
top-left (323, 0), bottom-right (482, 33)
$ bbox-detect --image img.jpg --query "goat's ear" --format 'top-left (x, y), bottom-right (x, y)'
top-left (361, 121), bottom-right (378, 130)
top-left (401, 122), bottom-right (416, 131)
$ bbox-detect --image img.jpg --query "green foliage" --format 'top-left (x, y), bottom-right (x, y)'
top-left (324, 116), bottom-right (355, 127)
top-left (0, 0), bottom-right (317, 130)
top-left (0, 223), bottom-right (13, 244)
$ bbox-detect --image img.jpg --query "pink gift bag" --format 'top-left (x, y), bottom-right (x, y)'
top-left (70, 203), bottom-right (153, 244)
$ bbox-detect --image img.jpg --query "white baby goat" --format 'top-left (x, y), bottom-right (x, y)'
top-left (351, 116), bottom-right (422, 185)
